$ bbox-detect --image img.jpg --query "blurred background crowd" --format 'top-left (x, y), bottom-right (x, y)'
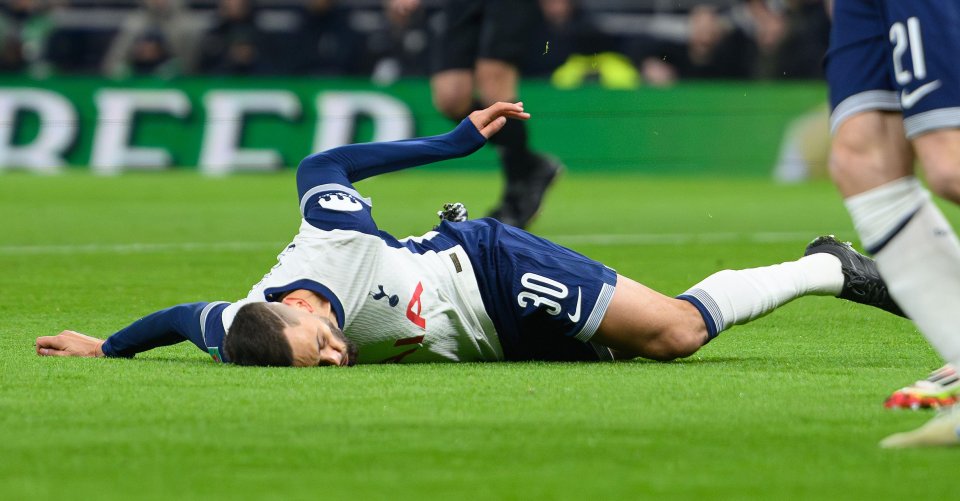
top-left (0, 0), bottom-right (829, 86)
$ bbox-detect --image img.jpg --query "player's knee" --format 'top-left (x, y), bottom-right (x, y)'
top-left (828, 132), bottom-right (873, 185)
top-left (923, 161), bottom-right (960, 204)
top-left (474, 63), bottom-right (517, 101)
top-left (830, 115), bottom-right (913, 192)
top-left (644, 325), bottom-right (704, 362)
top-left (432, 90), bottom-right (473, 120)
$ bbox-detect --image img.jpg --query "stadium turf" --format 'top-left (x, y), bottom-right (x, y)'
top-left (1, 170), bottom-right (956, 500)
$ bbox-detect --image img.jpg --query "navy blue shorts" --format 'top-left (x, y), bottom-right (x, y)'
top-left (825, 0), bottom-right (960, 137)
top-left (431, 0), bottom-right (540, 72)
top-left (438, 219), bottom-right (618, 362)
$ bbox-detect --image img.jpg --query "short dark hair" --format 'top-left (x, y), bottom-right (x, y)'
top-left (224, 303), bottom-right (295, 366)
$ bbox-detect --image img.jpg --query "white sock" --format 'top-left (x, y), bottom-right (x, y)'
top-left (846, 178), bottom-right (960, 367)
top-left (844, 176), bottom-right (928, 253)
top-left (678, 253), bottom-right (843, 339)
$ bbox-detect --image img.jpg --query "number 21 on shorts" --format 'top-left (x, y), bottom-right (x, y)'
top-left (890, 17), bottom-right (927, 85)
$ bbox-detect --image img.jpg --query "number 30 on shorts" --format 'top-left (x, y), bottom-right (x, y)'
top-left (516, 272), bottom-right (569, 315)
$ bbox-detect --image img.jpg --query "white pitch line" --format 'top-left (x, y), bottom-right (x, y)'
top-left (0, 231), bottom-right (823, 256)
top-left (548, 231), bottom-right (819, 246)
top-left (0, 241), bottom-right (286, 255)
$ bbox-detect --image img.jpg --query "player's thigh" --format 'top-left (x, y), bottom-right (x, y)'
top-left (830, 111), bottom-right (914, 197)
top-left (592, 275), bottom-right (707, 361)
top-left (914, 129), bottom-right (960, 202)
top-left (474, 59), bottom-right (519, 102)
top-left (825, 0), bottom-right (910, 195)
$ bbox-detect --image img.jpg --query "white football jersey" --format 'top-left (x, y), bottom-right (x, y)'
top-left (217, 221), bottom-right (503, 363)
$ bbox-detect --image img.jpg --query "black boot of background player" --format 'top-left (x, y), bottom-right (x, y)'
top-left (488, 151), bottom-right (563, 229)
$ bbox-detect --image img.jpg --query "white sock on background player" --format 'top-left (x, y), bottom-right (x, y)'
top-left (846, 176), bottom-right (960, 368)
top-left (679, 254), bottom-right (843, 338)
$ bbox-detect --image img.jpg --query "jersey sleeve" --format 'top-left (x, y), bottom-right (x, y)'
top-left (100, 302), bottom-right (230, 362)
top-left (296, 118), bottom-right (486, 234)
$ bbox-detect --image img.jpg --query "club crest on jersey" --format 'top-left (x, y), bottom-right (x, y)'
top-left (370, 285), bottom-right (400, 307)
top-left (318, 192), bottom-right (363, 212)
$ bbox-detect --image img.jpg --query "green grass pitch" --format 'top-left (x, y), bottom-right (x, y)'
top-left (1, 170), bottom-right (956, 500)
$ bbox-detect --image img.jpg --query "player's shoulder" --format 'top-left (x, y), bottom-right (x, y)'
top-left (200, 301), bottom-right (233, 363)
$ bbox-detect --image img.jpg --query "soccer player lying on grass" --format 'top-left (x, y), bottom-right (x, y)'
top-left (37, 102), bottom-right (904, 368)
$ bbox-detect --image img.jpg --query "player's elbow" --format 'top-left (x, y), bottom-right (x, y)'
top-left (297, 152), bottom-right (337, 173)
top-left (296, 153), bottom-right (345, 187)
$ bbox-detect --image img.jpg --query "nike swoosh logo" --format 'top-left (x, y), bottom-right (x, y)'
top-left (567, 287), bottom-right (582, 323)
top-left (901, 80), bottom-right (942, 110)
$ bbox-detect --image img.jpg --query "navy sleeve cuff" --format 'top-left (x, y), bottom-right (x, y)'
top-left (100, 338), bottom-right (133, 358)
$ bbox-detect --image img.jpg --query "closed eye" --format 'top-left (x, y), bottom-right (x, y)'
top-left (316, 328), bottom-right (326, 365)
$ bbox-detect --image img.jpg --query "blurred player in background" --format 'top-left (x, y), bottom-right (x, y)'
top-left (387, 0), bottom-right (561, 229)
top-left (38, 103), bottom-right (904, 378)
top-left (825, 0), bottom-right (960, 447)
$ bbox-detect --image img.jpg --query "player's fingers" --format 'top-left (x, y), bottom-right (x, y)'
top-left (479, 116), bottom-right (507, 139)
top-left (470, 104), bottom-right (528, 135)
top-left (37, 347), bottom-right (70, 357)
top-left (35, 335), bottom-right (67, 350)
top-left (502, 110), bottom-right (531, 120)
top-left (493, 101), bottom-right (530, 122)
top-left (494, 101), bottom-right (524, 117)
top-left (477, 102), bottom-right (523, 123)
top-left (35, 337), bottom-right (69, 357)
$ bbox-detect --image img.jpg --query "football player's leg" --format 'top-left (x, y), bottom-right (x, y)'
top-left (829, 3), bottom-right (960, 425)
top-left (594, 254), bottom-right (847, 360)
top-left (429, 0), bottom-right (480, 120)
top-left (431, 70), bottom-right (475, 121)
top-left (845, 1), bottom-right (960, 407)
top-left (830, 112), bottom-right (913, 196)
top-left (852, 170), bottom-right (960, 377)
top-left (882, 131), bottom-right (960, 411)
top-left (474, 0), bottom-right (561, 228)
top-left (826, 0), bottom-right (909, 195)
top-left (915, 130), bottom-right (960, 204)
top-left (835, 116), bottom-right (960, 412)
top-left (592, 275), bottom-right (707, 361)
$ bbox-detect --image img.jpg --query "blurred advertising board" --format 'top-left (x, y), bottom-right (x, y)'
top-left (0, 77), bottom-right (824, 176)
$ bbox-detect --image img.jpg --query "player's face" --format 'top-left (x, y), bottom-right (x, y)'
top-left (269, 304), bottom-right (357, 367)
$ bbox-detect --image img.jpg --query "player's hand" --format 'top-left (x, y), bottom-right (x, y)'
top-left (36, 331), bottom-right (106, 358)
top-left (468, 102), bottom-right (531, 139)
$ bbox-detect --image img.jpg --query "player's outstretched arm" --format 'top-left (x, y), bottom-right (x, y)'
top-left (36, 331), bottom-right (105, 358)
top-left (37, 302), bottom-right (219, 360)
top-left (297, 102), bottom-right (530, 185)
